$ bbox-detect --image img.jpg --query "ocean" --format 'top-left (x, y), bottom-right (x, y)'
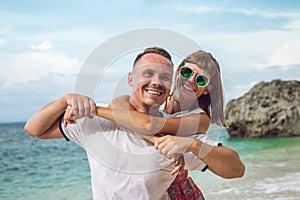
top-left (1, 122), bottom-right (299, 200)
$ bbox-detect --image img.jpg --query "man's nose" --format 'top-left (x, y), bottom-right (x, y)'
top-left (150, 74), bottom-right (162, 85)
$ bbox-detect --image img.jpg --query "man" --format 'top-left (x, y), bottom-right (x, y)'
top-left (25, 47), bottom-right (185, 199)
top-left (24, 47), bottom-right (244, 199)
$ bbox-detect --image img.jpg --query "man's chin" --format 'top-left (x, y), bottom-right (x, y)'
top-left (143, 99), bottom-right (164, 108)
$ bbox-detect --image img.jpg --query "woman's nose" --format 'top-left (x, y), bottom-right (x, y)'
top-left (187, 73), bottom-right (197, 85)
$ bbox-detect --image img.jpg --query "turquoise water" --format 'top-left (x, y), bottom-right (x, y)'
top-left (194, 136), bottom-right (300, 199)
top-left (0, 123), bottom-right (92, 200)
top-left (1, 123), bottom-right (299, 199)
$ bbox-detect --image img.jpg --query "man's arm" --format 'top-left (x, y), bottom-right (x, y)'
top-left (24, 94), bottom-right (96, 139)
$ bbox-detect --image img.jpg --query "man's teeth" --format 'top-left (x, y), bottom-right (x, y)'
top-left (146, 89), bottom-right (162, 95)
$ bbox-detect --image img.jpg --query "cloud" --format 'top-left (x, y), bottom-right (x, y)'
top-left (267, 43), bottom-right (300, 67)
top-left (0, 73), bottom-right (76, 122)
top-left (253, 39), bottom-right (300, 69)
top-left (182, 5), bottom-right (220, 14)
top-left (0, 47), bottom-right (81, 122)
top-left (226, 8), bottom-right (300, 18)
top-left (172, 4), bottom-right (300, 19)
top-left (0, 38), bottom-right (5, 45)
top-left (30, 41), bottom-right (53, 50)
top-left (283, 19), bottom-right (300, 30)
top-left (0, 50), bottom-right (81, 84)
top-left (188, 26), bottom-right (300, 71)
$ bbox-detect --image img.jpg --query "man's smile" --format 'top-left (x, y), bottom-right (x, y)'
top-left (145, 88), bottom-right (164, 96)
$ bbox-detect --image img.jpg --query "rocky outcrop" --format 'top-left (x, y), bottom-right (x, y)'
top-left (225, 80), bottom-right (300, 138)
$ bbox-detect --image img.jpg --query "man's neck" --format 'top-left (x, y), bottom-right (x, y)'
top-left (129, 98), bottom-right (160, 116)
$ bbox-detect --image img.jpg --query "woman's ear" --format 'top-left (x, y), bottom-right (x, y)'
top-left (128, 72), bottom-right (133, 86)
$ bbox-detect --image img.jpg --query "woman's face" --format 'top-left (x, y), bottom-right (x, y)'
top-left (174, 62), bottom-right (210, 102)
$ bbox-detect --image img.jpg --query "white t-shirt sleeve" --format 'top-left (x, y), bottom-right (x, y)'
top-left (60, 117), bottom-right (85, 147)
top-left (60, 102), bottom-right (113, 146)
top-left (60, 116), bottom-right (102, 147)
top-left (183, 134), bottom-right (222, 171)
top-left (183, 152), bottom-right (207, 171)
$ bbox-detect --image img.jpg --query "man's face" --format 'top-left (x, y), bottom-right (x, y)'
top-left (128, 53), bottom-right (173, 111)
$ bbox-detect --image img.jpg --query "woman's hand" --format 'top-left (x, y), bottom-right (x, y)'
top-left (170, 155), bottom-right (185, 176)
top-left (63, 105), bottom-right (76, 127)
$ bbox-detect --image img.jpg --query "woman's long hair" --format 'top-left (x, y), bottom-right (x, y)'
top-left (172, 50), bottom-right (226, 127)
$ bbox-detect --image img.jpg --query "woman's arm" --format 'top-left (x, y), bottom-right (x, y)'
top-left (96, 95), bottom-right (211, 137)
top-left (155, 135), bottom-right (245, 179)
top-left (96, 106), bottom-right (210, 136)
top-left (189, 139), bottom-right (245, 178)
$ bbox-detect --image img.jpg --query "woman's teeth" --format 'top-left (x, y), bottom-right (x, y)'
top-left (183, 84), bottom-right (194, 91)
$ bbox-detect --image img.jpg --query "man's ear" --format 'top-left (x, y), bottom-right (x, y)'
top-left (128, 72), bottom-right (133, 86)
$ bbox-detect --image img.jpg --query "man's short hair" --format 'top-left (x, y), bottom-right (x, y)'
top-left (133, 47), bottom-right (173, 66)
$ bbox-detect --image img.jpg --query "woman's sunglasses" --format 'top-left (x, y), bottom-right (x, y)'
top-left (179, 66), bottom-right (210, 87)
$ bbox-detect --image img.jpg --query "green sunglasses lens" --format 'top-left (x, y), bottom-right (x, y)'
top-left (196, 74), bottom-right (209, 87)
top-left (180, 66), bottom-right (193, 79)
top-left (180, 66), bottom-right (209, 87)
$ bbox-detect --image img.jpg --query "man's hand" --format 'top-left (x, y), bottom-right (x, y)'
top-left (64, 94), bottom-right (96, 122)
top-left (154, 135), bottom-right (194, 160)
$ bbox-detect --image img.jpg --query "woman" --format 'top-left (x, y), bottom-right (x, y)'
top-left (65, 50), bottom-right (243, 199)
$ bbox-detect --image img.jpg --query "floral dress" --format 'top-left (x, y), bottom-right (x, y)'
top-left (167, 170), bottom-right (205, 200)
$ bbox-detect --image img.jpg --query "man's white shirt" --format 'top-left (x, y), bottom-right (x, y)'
top-left (61, 107), bottom-right (220, 199)
top-left (62, 116), bottom-right (175, 200)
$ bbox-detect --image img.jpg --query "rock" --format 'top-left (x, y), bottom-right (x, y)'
top-left (225, 80), bottom-right (300, 138)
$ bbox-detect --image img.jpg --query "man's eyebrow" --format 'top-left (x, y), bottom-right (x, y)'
top-left (161, 72), bottom-right (172, 77)
top-left (141, 69), bottom-right (154, 73)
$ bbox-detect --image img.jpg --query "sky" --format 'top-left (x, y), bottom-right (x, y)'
top-left (0, 0), bottom-right (300, 122)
